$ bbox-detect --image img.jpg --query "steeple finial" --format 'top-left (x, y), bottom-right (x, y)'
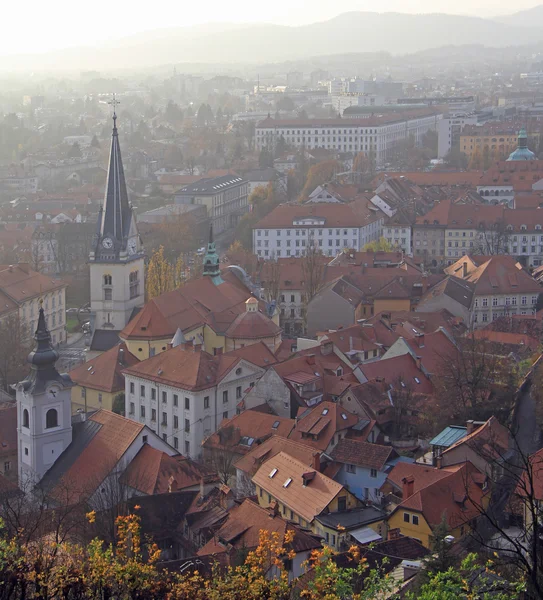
top-left (108, 94), bottom-right (121, 132)
top-left (28, 304), bottom-right (59, 369)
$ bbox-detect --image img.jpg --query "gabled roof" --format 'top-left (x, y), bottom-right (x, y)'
top-left (121, 444), bottom-right (211, 495)
top-left (203, 410), bottom-right (295, 454)
top-left (384, 461), bottom-right (463, 495)
top-left (233, 435), bottom-right (318, 478)
top-left (120, 271), bottom-right (257, 340)
top-left (442, 416), bottom-right (510, 460)
top-left (225, 309), bottom-right (281, 339)
top-left (330, 439), bottom-right (396, 470)
top-left (359, 354), bottom-right (433, 395)
top-left (252, 451), bottom-right (345, 523)
top-left (391, 462), bottom-right (487, 530)
top-left (197, 498), bottom-right (321, 558)
top-left (0, 264), bottom-right (65, 304)
top-left (288, 402), bottom-right (359, 452)
top-left (419, 275), bottom-right (475, 310)
top-left (122, 345), bottom-right (261, 391)
top-left (70, 343), bottom-right (138, 393)
top-left (40, 410), bottom-right (145, 505)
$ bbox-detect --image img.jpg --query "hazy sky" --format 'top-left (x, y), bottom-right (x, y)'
top-left (2, 0), bottom-right (540, 55)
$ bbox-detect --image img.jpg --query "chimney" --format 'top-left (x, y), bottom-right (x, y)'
top-left (182, 340), bottom-right (194, 351)
top-left (306, 354), bottom-right (316, 365)
top-left (462, 261), bottom-right (468, 278)
top-left (436, 455), bottom-right (443, 469)
top-left (415, 333), bottom-right (425, 348)
top-left (268, 500), bottom-right (279, 517)
top-left (193, 343), bottom-right (202, 353)
top-left (402, 476), bottom-right (415, 499)
top-left (167, 342), bottom-right (173, 350)
top-left (302, 471), bottom-right (316, 487)
top-left (8, 265), bottom-right (13, 272)
top-left (415, 357), bottom-right (422, 370)
top-left (119, 348), bottom-right (125, 366)
top-left (388, 527), bottom-right (401, 540)
top-left (312, 452), bottom-right (321, 472)
top-left (466, 420), bottom-right (475, 435)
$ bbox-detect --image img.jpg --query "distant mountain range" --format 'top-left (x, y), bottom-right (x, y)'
top-left (3, 8), bottom-right (543, 72)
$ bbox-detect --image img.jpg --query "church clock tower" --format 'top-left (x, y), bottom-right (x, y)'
top-left (16, 304), bottom-right (74, 489)
top-left (89, 99), bottom-right (145, 337)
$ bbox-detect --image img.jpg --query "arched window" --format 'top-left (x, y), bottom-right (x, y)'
top-left (45, 408), bottom-right (58, 429)
top-left (103, 274), bottom-right (112, 286)
top-left (22, 409), bottom-right (29, 428)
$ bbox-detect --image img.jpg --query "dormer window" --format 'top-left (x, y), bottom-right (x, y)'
top-left (521, 225), bottom-right (527, 231)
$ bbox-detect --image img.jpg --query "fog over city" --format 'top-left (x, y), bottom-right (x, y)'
top-left (2, 1), bottom-right (543, 598)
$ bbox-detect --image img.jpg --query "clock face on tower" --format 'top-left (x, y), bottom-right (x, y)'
top-left (127, 238), bottom-right (137, 255)
top-left (102, 237), bottom-right (113, 250)
top-left (46, 385), bottom-right (60, 400)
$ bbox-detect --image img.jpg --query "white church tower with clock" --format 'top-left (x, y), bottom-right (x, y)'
top-left (17, 303), bottom-right (74, 489)
top-left (89, 98), bottom-right (145, 346)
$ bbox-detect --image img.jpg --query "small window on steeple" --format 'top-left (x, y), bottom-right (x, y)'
top-left (22, 409), bottom-right (29, 429)
top-left (103, 274), bottom-right (112, 286)
top-left (45, 409), bottom-right (58, 429)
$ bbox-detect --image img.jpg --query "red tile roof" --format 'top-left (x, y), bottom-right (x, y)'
top-left (225, 309), bottom-right (281, 339)
top-left (70, 343), bottom-right (138, 393)
top-left (359, 354), bottom-right (433, 395)
top-left (121, 444), bottom-right (212, 494)
top-left (471, 329), bottom-right (540, 351)
top-left (0, 264), bottom-right (65, 304)
top-left (442, 416), bottom-right (510, 460)
top-left (384, 461), bottom-right (462, 495)
top-left (391, 462), bottom-right (487, 530)
top-left (288, 402), bottom-right (359, 452)
top-left (330, 439), bottom-right (395, 470)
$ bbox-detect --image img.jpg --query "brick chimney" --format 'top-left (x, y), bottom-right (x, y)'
top-left (402, 476), bottom-right (415, 499)
top-left (466, 420), bottom-right (475, 435)
top-left (462, 261), bottom-right (468, 278)
top-left (306, 354), bottom-right (316, 365)
top-left (388, 527), bottom-right (401, 540)
top-left (312, 452), bottom-right (321, 472)
top-left (268, 500), bottom-right (279, 517)
top-left (436, 455), bottom-right (442, 469)
top-left (182, 340), bottom-right (194, 351)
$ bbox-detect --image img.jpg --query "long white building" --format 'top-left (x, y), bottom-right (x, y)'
top-left (255, 109), bottom-right (442, 167)
top-left (252, 199), bottom-right (384, 259)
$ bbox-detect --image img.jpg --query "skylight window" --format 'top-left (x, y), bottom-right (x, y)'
top-left (272, 420), bottom-right (280, 429)
top-left (269, 468), bottom-right (278, 478)
top-left (341, 413), bottom-right (348, 420)
top-left (283, 478), bottom-right (292, 488)
top-left (322, 408), bottom-right (329, 415)
top-left (414, 377), bottom-right (421, 384)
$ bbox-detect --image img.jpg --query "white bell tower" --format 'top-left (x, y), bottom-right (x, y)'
top-left (17, 303), bottom-right (74, 490)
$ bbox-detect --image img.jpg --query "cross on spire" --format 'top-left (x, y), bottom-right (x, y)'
top-left (108, 94), bottom-right (121, 129)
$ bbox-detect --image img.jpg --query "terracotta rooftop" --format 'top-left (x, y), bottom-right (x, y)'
top-left (70, 343), bottom-right (138, 393)
top-left (288, 401), bottom-right (359, 452)
top-left (252, 451), bottom-right (345, 523)
top-left (384, 461), bottom-right (462, 496)
top-left (0, 263), bottom-right (65, 304)
top-left (442, 416), bottom-right (510, 460)
top-left (121, 444), bottom-right (211, 495)
top-left (234, 434), bottom-right (319, 478)
top-left (359, 353), bottom-right (433, 395)
top-left (203, 410), bottom-right (295, 454)
top-left (391, 462), bottom-right (487, 530)
top-left (225, 309), bottom-right (281, 339)
top-left (330, 438), bottom-right (396, 470)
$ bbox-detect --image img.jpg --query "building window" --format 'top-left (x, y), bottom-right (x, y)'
top-left (185, 441), bottom-right (190, 455)
top-left (45, 408), bottom-right (58, 429)
top-left (403, 513), bottom-right (410, 523)
top-left (184, 397), bottom-right (190, 410)
top-left (151, 409), bottom-right (156, 422)
top-left (346, 464), bottom-right (355, 474)
top-left (130, 382), bottom-right (135, 394)
top-left (173, 437), bottom-right (178, 449)
top-left (4, 461), bottom-right (10, 472)
top-left (204, 396), bottom-right (210, 409)
top-left (103, 274), bottom-right (112, 286)
top-left (236, 386), bottom-right (242, 399)
top-left (140, 406), bottom-right (145, 418)
top-left (104, 288), bottom-right (112, 301)
top-left (174, 416), bottom-right (179, 429)
top-left (129, 402), bottom-right (135, 415)
top-left (370, 468), bottom-right (377, 478)
top-left (337, 496), bottom-right (347, 511)
top-left (162, 412), bottom-right (167, 425)
top-left (162, 391), bottom-right (167, 403)
top-left (173, 394), bottom-right (178, 407)
top-left (223, 411), bottom-right (228, 420)
top-left (140, 385), bottom-right (145, 398)
top-left (185, 419), bottom-right (190, 433)
top-left (151, 388), bottom-right (156, 400)
top-left (223, 390), bottom-right (228, 404)
top-left (412, 515), bottom-right (419, 526)
top-left (129, 271), bottom-right (140, 299)
top-left (98, 393), bottom-right (102, 404)
top-left (22, 408), bottom-right (29, 428)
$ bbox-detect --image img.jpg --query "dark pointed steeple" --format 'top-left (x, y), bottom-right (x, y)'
top-left (100, 102), bottom-right (131, 244)
top-left (202, 224), bottom-right (223, 284)
top-left (21, 303), bottom-right (72, 394)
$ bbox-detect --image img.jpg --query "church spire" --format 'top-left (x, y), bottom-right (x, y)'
top-left (96, 96), bottom-right (133, 258)
top-left (202, 224), bottom-right (223, 284)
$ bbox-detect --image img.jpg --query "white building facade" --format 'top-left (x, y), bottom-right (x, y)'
top-left (256, 112), bottom-right (442, 167)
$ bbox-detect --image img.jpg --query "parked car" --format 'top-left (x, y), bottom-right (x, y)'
top-left (66, 308), bottom-right (78, 314)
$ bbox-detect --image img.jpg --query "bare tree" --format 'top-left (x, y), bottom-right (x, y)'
top-left (389, 376), bottom-right (416, 439)
top-left (203, 425), bottom-right (240, 487)
top-left (476, 220), bottom-right (511, 256)
top-left (0, 315), bottom-right (33, 391)
top-left (301, 243), bottom-right (326, 331)
top-left (262, 258), bottom-right (280, 303)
